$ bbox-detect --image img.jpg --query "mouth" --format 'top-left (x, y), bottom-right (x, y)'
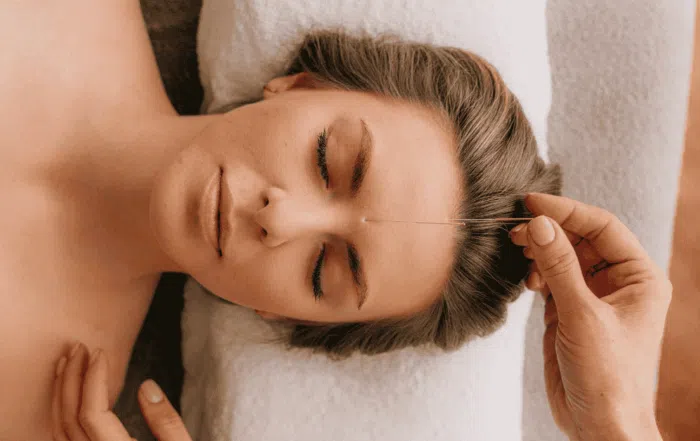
top-left (215, 167), bottom-right (223, 256)
top-left (200, 167), bottom-right (223, 256)
top-left (218, 168), bottom-right (232, 256)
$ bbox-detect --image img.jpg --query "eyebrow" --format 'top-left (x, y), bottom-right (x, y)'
top-left (347, 119), bottom-right (373, 309)
top-left (347, 243), bottom-right (368, 309)
top-left (350, 119), bottom-right (373, 196)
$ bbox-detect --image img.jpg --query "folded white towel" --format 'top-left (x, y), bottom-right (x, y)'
top-left (523, 1), bottom-right (694, 440)
top-left (184, 1), bottom-right (553, 440)
top-left (183, 281), bottom-right (537, 441)
top-left (183, 1), bottom-right (695, 441)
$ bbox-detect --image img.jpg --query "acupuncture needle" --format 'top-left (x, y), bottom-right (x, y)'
top-left (364, 218), bottom-right (533, 226)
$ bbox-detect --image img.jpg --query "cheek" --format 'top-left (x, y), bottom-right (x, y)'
top-left (202, 246), bottom-right (312, 315)
top-left (218, 104), bottom-right (312, 157)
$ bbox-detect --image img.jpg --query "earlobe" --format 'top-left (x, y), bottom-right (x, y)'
top-left (262, 72), bottom-right (317, 99)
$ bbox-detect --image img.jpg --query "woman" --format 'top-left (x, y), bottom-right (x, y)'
top-left (51, 194), bottom-right (672, 441)
top-left (2, 1), bottom-right (558, 440)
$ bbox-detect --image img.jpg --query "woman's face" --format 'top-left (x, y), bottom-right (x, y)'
top-left (150, 75), bottom-right (462, 323)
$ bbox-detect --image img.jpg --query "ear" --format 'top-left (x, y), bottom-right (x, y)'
top-left (262, 72), bottom-right (319, 99)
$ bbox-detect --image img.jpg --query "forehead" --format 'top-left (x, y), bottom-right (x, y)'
top-left (336, 92), bottom-right (463, 318)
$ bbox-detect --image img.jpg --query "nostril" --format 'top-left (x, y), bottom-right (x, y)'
top-left (261, 228), bottom-right (268, 238)
top-left (262, 196), bottom-right (269, 207)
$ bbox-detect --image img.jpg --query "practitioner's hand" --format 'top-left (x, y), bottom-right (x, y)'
top-left (510, 193), bottom-right (671, 441)
top-left (52, 343), bottom-right (192, 441)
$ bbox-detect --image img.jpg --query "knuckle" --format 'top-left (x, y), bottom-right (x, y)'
top-left (640, 263), bottom-right (673, 304)
top-left (61, 416), bottom-right (80, 436)
top-left (539, 248), bottom-right (578, 279)
top-left (53, 430), bottom-right (69, 441)
top-left (624, 263), bottom-right (655, 285)
top-left (157, 410), bottom-right (186, 431)
top-left (78, 410), bottom-right (97, 431)
top-left (587, 209), bottom-right (615, 241)
top-left (591, 207), bottom-right (619, 225)
top-left (594, 206), bottom-right (614, 223)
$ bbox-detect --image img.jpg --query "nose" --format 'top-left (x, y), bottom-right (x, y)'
top-left (254, 187), bottom-right (347, 247)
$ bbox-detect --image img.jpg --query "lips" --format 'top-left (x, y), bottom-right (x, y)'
top-left (200, 167), bottom-right (222, 255)
top-left (218, 170), bottom-right (232, 255)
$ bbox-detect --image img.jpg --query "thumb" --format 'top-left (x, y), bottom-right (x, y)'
top-left (138, 379), bottom-right (192, 441)
top-left (527, 216), bottom-right (593, 313)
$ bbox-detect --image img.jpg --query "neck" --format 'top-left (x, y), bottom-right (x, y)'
top-left (45, 109), bottom-right (222, 281)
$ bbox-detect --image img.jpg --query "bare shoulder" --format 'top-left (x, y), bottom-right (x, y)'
top-left (0, 0), bottom-right (170, 115)
top-left (0, 0), bottom-right (144, 32)
top-left (0, 0), bottom-right (172, 167)
top-left (1, 0), bottom-right (142, 17)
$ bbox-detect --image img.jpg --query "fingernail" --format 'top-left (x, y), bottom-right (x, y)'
top-left (70, 342), bottom-right (81, 358)
top-left (510, 223), bottom-right (526, 235)
top-left (90, 349), bottom-right (101, 366)
top-left (56, 356), bottom-right (67, 377)
top-left (141, 379), bottom-right (164, 404)
top-left (529, 216), bottom-right (555, 246)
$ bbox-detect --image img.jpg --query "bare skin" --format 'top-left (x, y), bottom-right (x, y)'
top-left (0, 2), bottom-right (189, 439)
top-left (0, 2), bottom-right (461, 440)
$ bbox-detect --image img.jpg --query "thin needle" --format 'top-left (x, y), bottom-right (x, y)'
top-left (365, 219), bottom-right (468, 226)
top-left (452, 217), bottom-right (534, 222)
top-left (364, 217), bottom-right (533, 226)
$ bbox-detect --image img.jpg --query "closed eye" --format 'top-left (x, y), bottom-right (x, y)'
top-left (311, 244), bottom-right (325, 300)
top-left (316, 128), bottom-right (330, 188)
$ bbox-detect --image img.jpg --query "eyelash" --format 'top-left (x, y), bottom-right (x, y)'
top-left (311, 129), bottom-right (330, 301)
top-left (312, 244), bottom-right (326, 300)
top-left (316, 128), bottom-right (330, 188)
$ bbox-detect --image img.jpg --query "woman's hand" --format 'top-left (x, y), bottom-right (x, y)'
top-left (52, 342), bottom-right (192, 441)
top-left (510, 193), bottom-right (671, 441)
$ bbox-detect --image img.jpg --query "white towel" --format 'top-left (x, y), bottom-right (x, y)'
top-left (183, 283), bottom-right (536, 441)
top-left (183, 1), bottom-right (695, 441)
top-left (185, 1), bottom-right (553, 440)
top-left (523, 1), bottom-right (694, 440)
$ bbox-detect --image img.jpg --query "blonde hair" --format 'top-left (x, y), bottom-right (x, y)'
top-left (280, 31), bottom-right (562, 356)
